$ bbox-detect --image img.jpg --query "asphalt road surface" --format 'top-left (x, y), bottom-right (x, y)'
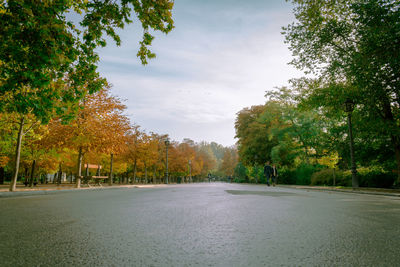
top-left (1, 183), bottom-right (399, 266)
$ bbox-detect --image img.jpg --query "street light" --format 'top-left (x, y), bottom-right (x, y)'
top-left (344, 98), bottom-right (359, 188)
top-left (164, 137), bottom-right (170, 184)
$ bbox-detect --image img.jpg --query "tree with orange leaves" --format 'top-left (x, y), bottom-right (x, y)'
top-left (123, 126), bottom-right (142, 184)
top-left (42, 86), bottom-right (130, 187)
top-left (220, 147), bottom-right (238, 177)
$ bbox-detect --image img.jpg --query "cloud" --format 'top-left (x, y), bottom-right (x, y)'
top-left (96, 0), bottom-right (302, 146)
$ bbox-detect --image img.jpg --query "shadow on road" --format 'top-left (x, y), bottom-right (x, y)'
top-left (225, 190), bottom-right (298, 197)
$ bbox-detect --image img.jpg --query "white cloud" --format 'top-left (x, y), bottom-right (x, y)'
top-left (96, 0), bottom-right (303, 146)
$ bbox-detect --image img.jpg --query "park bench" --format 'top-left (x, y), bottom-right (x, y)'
top-left (90, 175), bottom-right (108, 186)
top-left (83, 164), bottom-right (108, 187)
top-left (24, 180), bottom-right (38, 186)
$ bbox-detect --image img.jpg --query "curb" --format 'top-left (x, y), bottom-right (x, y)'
top-left (281, 185), bottom-right (400, 198)
top-left (0, 184), bottom-right (164, 198)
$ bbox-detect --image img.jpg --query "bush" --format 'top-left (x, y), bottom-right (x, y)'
top-left (246, 166), bottom-right (264, 184)
top-left (295, 163), bottom-right (322, 185)
top-left (357, 167), bottom-right (396, 188)
top-left (277, 167), bottom-right (296, 185)
top-left (311, 168), bottom-right (330, 186)
top-left (234, 162), bottom-right (247, 183)
top-left (311, 168), bottom-right (351, 186)
top-left (276, 164), bottom-right (322, 185)
top-left (311, 166), bottom-right (396, 188)
top-left (234, 176), bottom-right (248, 183)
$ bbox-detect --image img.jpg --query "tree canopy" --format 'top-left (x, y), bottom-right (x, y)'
top-left (0, 0), bottom-right (174, 121)
top-left (282, 0), bottom-right (400, 184)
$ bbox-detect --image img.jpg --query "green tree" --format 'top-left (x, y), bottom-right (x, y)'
top-left (284, 0), bottom-right (400, 183)
top-left (235, 105), bottom-right (274, 165)
top-left (234, 162), bottom-right (248, 183)
top-left (292, 78), bottom-right (394, 170)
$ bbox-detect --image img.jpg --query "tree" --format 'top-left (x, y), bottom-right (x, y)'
top-left (265, 87), bottom-right (328, 165)
top-left (168, 142), bottom-right (186, 179)
top-left (0, 112), bottom-right (15, 181)
top-left (284, 0), bottom-right (400, 183)
top-left (220, 147), bottom-right (238, 177)
top-left (0, 112), bottom-right (41, 190)
top-left (175, 141), bottom-right (196, 181)
top-left (234, 162), bottom-right (248, 183)
top-left (235, 105), bottom-right (273, 165)
top-left (135, 132), bottom-right (159, 183)
top-left (196, 142), bottom-right (217, 176)
top-left (291, 78), bottom-right (394, 170)
top-left (90, 90), bottom-right (130, 186)
top-left (124, 126), bottom-right (142, 183)
top-left (42, 87), bottom-right (131, 187)
top-left (1, 0), bottom-right (174, 191)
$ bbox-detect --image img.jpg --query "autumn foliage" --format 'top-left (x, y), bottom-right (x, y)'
top-left (0, 86), bottom-right (236, 186)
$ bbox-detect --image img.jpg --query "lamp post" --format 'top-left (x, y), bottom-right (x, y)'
top-left (344, 98), bottom-right (359, 188)
top-left (164, 138), bottom-right (170, 184)
top-left (188, 160), bottom-right (192, 183)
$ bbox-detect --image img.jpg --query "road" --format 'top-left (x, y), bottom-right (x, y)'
top-left (1, 183), bottom-right (399, 266)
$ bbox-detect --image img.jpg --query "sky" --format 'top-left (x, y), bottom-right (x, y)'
top-left (96, 0), bottom-right (303, 147)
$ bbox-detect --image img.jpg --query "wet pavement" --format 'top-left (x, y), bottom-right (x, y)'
top-left (1, 183), bottom-right (399, 266)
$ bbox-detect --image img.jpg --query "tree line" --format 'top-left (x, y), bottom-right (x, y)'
top-left (0, 1), bottom-right (239, 191)
top-left (0, 85), bottom-right (239, 188)
top-left (234, 0), bottom-right (399, 188)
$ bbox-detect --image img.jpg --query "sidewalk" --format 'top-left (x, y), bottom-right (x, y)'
top-left (0, 183), bottom-right (164, 198)
top-left (280, 184), bottom-right (400, 197)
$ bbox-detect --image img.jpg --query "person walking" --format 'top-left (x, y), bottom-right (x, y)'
top-left (264, 161), bottom-right (273, 186)
top-left (271, 164), bottom-right (278, 186)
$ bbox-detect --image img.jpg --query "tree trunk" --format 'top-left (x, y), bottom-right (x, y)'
top-left (133, 159), bottom-right (137, 184)
top-left (333, 167), bottom-right (336, 186)
top-left (10, 117), bottom-right (24, 191)
top-left (109, 153), bottom-right (114, 186)
top-left (24, 167), bottom-right (29, 184)
top-left (382, 97), bottom-right (400, 186)
top-left (57, 162), bottom-right (62, 186)
top-left (0, 167), bottom-right (5, 185)
top-left (96, 165), bottom-right (101, 176)
top-left (29, 160), bottom-right (36, 187)
top-left (76, 147), bottom-right (83, 188)
top-left (391, 135), bottom-right (400, 185)
top-left (144, 162), bottom-right (148, 184)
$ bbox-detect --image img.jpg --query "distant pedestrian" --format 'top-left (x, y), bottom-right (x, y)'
top-left (208, 173), bottom-right (212, 182)
top-left (264, 161), bottom-right (273, 186)
top-left (271, 164), bottom-right (278, 186)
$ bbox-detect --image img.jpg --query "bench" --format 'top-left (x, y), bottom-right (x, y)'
top-left (82, 164), bottom-right (108, 187)
top-left (24, 180), bottom-right (38, 186)
top-left (81, 175), bottom-right (108, 187)
top-left (91, 176), bottom-right (108, 186)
